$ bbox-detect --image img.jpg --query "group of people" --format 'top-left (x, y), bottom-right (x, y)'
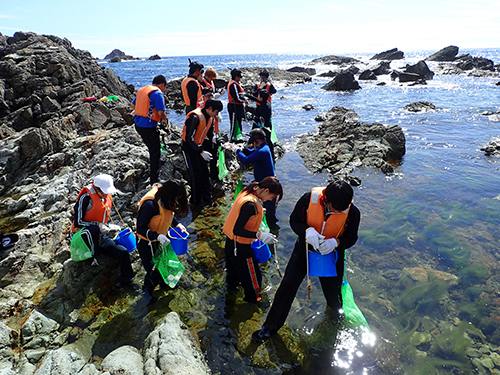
top-left (70, 60), bottom-right (361, 346)
top-left (132, 61), bottom-right (278, 210)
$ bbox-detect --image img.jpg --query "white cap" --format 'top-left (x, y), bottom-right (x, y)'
top-left (93, 174), bottom-right (118, 195)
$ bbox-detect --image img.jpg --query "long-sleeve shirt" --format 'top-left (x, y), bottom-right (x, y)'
top-left (228, 81), bottom-right (245, 104)
top-left (73, 192), bottom-right (106, 228)
top-left (236, 142), bottom-right (274, 182)
top-left (136, 200), bottom-right (179, 242)
top-left (182, 109), bottom-right (212, 154)
top-left (232, 201), bottom-right (259, 240)
top-left (290, 192), bottom-right (360, 252)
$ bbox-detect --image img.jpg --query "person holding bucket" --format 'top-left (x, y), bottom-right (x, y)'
top-left (72, 174), bottom-right (135, 287)
top-left (136, 180), bottom-right (189, 298)
top-left (252, 179), bottom-right (360, 343)
top-left (222, 177), bottom-right (283, 304)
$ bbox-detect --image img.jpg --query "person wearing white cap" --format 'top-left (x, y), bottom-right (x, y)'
top-left (71, 174), bottom-right (135, 287)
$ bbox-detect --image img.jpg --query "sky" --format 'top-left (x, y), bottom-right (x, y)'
top-left (1, 0), bottom-right (499, 58)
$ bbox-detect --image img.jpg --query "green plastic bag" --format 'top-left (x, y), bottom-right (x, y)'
top-left (152, 243), bottom-right (185, 288)
top-left (270, 119), bottom-right (278, 144)
top-left (70, 229), bottom-right (93, 262)
top-left (232, 118), bottom-right (243, 141)
top-left (341, 280), bottom-right (369, 329)
top-left (218, 146), bottom-right (228, 180)
top-left (232, 179), bottom-right (244, 206)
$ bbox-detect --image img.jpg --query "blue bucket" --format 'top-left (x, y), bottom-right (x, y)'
top-left (115, 228), bottom-right (136, 253)
top-left (308, 250), bottom-right (338, 277)
top-left (251, 239), bottom-right (271, 263)
top-left (168, 228), bottom-right (189, 255)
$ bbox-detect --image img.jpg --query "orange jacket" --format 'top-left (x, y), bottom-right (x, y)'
top-left (223, 192), bottom-right (264, 244)
top-left (181, 108), bottom-right (214, 146)
top-left (181, 76), bottom-right (202, 106)
top-left (137, 187), bottom-right (174, 241)
top-left (134, 85), bottom-right (162, 122)
top-left (72, 184), bottom-right (112, 232)
top-left (306, 187), bottom-right (350, 239)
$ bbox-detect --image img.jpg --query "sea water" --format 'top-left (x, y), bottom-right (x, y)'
top-left (104, 49), bottom-right (500, 374)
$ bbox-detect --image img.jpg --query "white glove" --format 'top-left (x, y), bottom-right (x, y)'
top-left (99, 223), bottom-right (110, 235)
top-left (319, 238), bottom-right (338, 255)
top-left (201, 151), bottom-right (212, 161)
top-left (214, 93), bottom-right (221, 99)
top-left (158, 234), bottom-right (170, 245)
top-left (212, 135), bottom-right (218, 144)
top-left (259, 232), bottom-right (278, 245)
top-left (219, 88), bottom-right (226, 96)
top-left (176, 223), bottom-right (187, 234)
top-left (305, 227), bottom-right (325, 251)
top-left (108, 224), bottom-right (121, 232)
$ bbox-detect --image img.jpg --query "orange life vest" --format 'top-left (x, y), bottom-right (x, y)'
top-left (137, 186), bottom-right (174, 241)
top-left (223, 191), bottom-right (264, 244)
top-left (71, 184), bottom-right (112, 232)
top-left (200, 77), bottom-right (215, 92)
top-left (259, 82), bottom-right (273, 104)
top-left (134, 85), bottom-right (162, 122)
top-left (181, 108), bottom-right (214, 146)
top-left (227, 80), bottom-right (244, 105)
top-left (306, 187), bottom-right (350, 239)
top-left (181, 76), bottom-right (202, 106)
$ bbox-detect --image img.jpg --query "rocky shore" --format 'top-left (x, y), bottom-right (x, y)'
top-left (2, 30), bottom-right (499, 374)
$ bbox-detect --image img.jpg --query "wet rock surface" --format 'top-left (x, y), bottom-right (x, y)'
top-left (297, 106), bottom-right (405, 180)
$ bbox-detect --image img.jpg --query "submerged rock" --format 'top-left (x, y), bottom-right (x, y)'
top-left (404, 101), bottom-right (437, 113)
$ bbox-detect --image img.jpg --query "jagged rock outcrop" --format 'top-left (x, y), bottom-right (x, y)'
top-left (310, 55), bottom-right (360, 65)
top-left (321, 72), bottom-right (361, 91)
top-left (148, 54), bottom-right (161, 61)
top-left (104, 49), bottom-right (137, 61)
top-left (287, 66), bottom-right (316, 75)
top-left (403, 60), bottom-right (434, 80)
top-left (425, 45), bottom-right (459, 61)
top-left (297, 106), bottom-right (405, 180)
top-left (370, 48), bottom-right (404, 60)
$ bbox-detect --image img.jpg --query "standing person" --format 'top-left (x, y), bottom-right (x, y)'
top-left (223, 177), bottom-right (283, 303)
top-left (199, 67), bottom-right (226, 100)
top-left (252, 69), bottom-right (277, 105)
top-left (252, 180), bottom-right (361, 343)
top-left (236, 129), bottom-right (277, 228)
top-left (136, 180), bottom-right (189, 298)
top-left (252, 89), bottom-right (275, 161)
top-left (181, 60), bottom-right (204, 114)
top-left (72, 174), bottom-right (135, 287)
top-left (132, 75), bottom-right (168, 184)
top-left (181, 99), bottom-right (223, 208)
top-left (227, 68), bottom-right (247, 142)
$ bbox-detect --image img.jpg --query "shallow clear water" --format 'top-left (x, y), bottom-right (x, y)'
top-left (104, 50), bottom-right (500, 374)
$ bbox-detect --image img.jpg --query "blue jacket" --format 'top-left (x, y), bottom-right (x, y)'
top-left (236, 142), bottom-right (275, 182)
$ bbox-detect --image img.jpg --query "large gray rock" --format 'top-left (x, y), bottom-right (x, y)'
top-left (425, 45), bottom-right (459, 61)
top-left (322, 72), bottom-right (361, 91)
top-left (297, 106), bottom-right (405, 179)
top-left (143, 312), bottom-right (211, 375)
top-left (370, 48), bottom-right (404, 60)
top-left (404, 60), bottom-right (434, 80)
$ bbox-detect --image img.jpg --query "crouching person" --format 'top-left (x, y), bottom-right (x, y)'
top-left (72, 174), bottom-right (135, 287)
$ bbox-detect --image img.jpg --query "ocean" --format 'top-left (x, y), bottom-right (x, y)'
top-left (103, 49), bottom-right (500, 374)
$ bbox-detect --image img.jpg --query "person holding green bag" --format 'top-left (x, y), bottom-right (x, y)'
top-left (222, 177), bottom-right (283, 304)
top-left (227, 68), bottom-right (247, 142)
top-left (71, 174), bottom-right (135, 287)
top-left (252, 179), bottom-right (360, 344)
top-left (136, 180), bottom-right (189, 298)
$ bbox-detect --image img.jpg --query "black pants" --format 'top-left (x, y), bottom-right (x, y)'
top-left (228, 103), bottom-right (244, 141)
top-left (225, 236), bottom-right (262, 303)
top-left (203, 138), bottom-right (219, 181)
top-left (81, 225), bottom-right (134, 283)
top-left (182, 144), bottom-right (212, 206)
top-left (262, 241), bottom-right (345, 334)
top-left (135, 125), bottom-right (160, 183)
top-left (137, 238), bottom-right (163, 291)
